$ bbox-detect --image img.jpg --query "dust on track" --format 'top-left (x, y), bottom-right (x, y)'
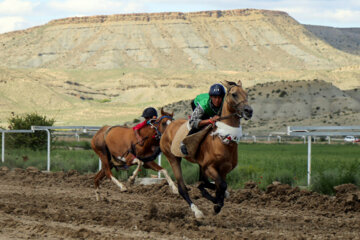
top-left (0, 167), bottom-right (359, 240)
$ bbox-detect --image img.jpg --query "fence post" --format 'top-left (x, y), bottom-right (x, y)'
top-left (75, 132), bottom-right (80, 142)
top-left (307, 135), bottom-right (312, 186)
top-left (45, 129), bottom-right (51, 172)
top-left (1, 132), bottom-right (4, 163)
top-left (252, 136), bottom-right (256, 143)
top-left (158, 154), bottom-right (162, 178)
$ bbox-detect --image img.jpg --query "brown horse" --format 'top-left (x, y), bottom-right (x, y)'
top-left (160, 80), bottom-right (253, 218)
top-left (91, 108), bottom-right (178, 200)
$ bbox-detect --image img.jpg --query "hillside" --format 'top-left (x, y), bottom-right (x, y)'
top-left (305, 25), bottom-right (360, 56)
top-left (0, 9), bottom-right (359, 129)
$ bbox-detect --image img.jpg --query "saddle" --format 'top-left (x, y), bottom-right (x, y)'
top-left (171, 121), bottom-right (212, 158)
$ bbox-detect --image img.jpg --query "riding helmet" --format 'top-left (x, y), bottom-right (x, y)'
top-left (142, 107), bottom-right (158, 118)
top-left (209, 83), bottom-right (225, 97)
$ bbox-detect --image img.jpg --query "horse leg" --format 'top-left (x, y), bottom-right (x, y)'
top-left (99, 151), bottom-right (127, 192)
top-left (169, 156), bottom-right (204, 218)
top-left (128, 156), bottom-right (143, 184)
top-left (198, 167), bottom-right (230, 200)
top-left (94, 168), bottom-right (106, 201)
top-left (198, 167), bottom-right (217, 203)
top-left (144, 161), bottom-right (178, 194)
top-left (205, 166), bottom-right (227, 214)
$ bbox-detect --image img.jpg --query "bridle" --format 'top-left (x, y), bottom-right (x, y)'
top-left (147, 115), bottom-right (174, 140)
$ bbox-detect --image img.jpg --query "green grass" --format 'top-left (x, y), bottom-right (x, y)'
top-left (232, 143), bottom-right (360, 194)
top-left (1, 142), bottom-right (359, 195)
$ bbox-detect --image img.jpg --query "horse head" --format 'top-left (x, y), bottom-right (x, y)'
top-left (134, 108), bottom-right (174, 162)
top-left (147, 108), bottom-right (174, 138)
top-left (222, 80), bottom-right (253, 120)
top-left (138, 108), bottom-right (173, 147)
top-left (157, 108), bottom-right (174, 133)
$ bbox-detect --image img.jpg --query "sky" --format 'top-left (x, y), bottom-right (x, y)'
top-left (0, 0), bottom-right (360, 34)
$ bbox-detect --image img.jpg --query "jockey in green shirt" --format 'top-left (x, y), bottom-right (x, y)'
top-left (181, 83), bottom-right (226, 155)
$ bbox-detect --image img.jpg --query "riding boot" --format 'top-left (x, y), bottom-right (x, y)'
top-left (180, 142), bottom-right (189, 155)
top-left (179, 128), bottom-right (200, 156)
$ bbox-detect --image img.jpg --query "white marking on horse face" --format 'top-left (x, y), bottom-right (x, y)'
top-left (166, 120), bottom-right (171, 125)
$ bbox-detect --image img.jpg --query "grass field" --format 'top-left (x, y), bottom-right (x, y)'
top-left (1, 142), bottom-right (359, 195)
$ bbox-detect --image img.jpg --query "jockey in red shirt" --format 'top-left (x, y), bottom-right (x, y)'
top-left (133, 107), bottom-right (158, 145)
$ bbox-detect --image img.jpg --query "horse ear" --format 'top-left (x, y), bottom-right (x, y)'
top-left (237, 80), bottom-right (242, 87)
top-left (171, 111), bottom-right (174, 117)
top-left (160, 107), bottom-right (164, 115)
top-left (221, 80), bottom-right (237, 90)
top-left (221, 80), bottom-right (231, 90)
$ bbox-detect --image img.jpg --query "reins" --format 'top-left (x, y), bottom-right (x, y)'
top-left (217, 113), bottom-right (242, 121)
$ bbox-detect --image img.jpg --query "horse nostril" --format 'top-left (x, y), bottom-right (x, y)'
top-left (245, 107), bottom-right (252, 113)
top-left (244, 106), bottom-right (253, 117)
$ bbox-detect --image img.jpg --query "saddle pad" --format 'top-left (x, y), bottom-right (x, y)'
top-left (171, 121), bottom-right (212, 158)
top-left (183, 125), bottom-right (212, 159)
top-left (170, 121), bottom-right (191, 157)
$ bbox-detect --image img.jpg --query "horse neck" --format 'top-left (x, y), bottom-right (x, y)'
top-left (140, 125), bottom-right (155, 138)
top-left (220, 98), bottom-right (241, 127)
top-left (137, 126), bottom-right (157, 151)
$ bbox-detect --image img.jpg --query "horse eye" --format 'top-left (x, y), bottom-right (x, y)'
top-left (232, 93), bottom-right (237, 99)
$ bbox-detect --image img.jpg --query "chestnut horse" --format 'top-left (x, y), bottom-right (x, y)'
top-left (91, 108), bottom-right (177, 200)
top-left (160, 80), bottom-right (253, 218)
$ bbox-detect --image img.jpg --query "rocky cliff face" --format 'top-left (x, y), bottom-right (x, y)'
top-left (1, 9), bottom-right (359, 70)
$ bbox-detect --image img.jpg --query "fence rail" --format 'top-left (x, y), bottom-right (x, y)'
top-left (2, 125), bottom-right (359, 176)
top-left (1, 130), bottom-right (35, 163)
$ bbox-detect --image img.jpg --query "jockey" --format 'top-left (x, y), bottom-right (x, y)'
top-left (180, 83), bottom-right (226, 155)
top-left (133, 107), bottom-right (158, 145)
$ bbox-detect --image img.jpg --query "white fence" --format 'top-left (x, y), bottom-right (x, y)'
top-left (2, 125), bottom-right (359, 178)
top-left (1, 126), bottom-right (163, 177)
top-left (1, 130), bottom-right (34, 163)
top-left (1, 126), bottom-right (100, 171)
top-left (287, 125), bottom-right (360, 186)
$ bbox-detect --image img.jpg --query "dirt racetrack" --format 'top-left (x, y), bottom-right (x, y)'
top-left (0, 167), bottom-right (359, 240)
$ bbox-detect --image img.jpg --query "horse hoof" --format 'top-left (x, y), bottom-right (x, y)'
top-left (171, 187), bottom-right (179, 195)
top-left (214, 205), bottom-right (222, 214)
top-left (225, 191), bottom-right (230, 198)
top-left (195, 211), bottom-right (205, 219)
top-left (191, 204), bottom-right (204, 218)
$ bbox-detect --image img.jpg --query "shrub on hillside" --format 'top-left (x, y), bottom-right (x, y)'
top-left (7, 112), bottom-right (55, 150)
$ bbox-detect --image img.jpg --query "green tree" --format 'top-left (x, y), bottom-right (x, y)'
top-left (7, 112), bottom-right (55, 150)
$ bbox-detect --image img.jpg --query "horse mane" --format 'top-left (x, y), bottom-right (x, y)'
top-left (227, 81), bottom-right (237, 86)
